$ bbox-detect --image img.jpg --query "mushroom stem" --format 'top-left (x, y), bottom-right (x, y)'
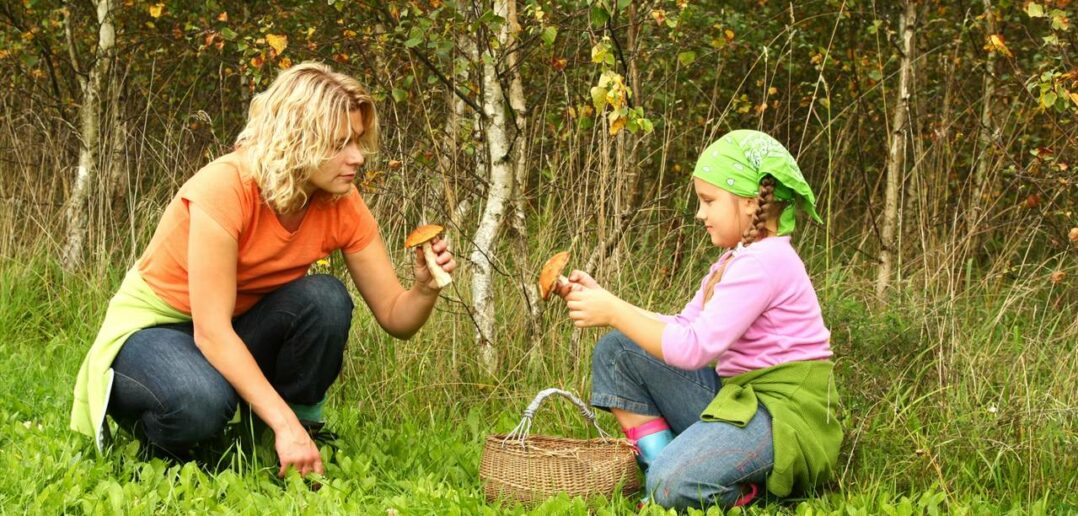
top-left (422, 242), bottom-right (453, 288)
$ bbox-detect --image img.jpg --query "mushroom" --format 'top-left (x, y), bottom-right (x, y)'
top-left (538, 251), bottom-right (571, 301)
top-left (405, 224), bottom-right (453, 289)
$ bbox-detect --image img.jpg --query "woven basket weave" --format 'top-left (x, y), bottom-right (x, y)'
top-left (479, 388), bottom-right (641, 504)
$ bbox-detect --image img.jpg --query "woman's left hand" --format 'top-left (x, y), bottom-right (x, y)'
top-left (413, 237), bottom-right (456, 293)
top-left (565, 285), bottom-right (623, 328)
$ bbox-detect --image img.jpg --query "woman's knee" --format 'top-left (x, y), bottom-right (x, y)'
top-left (142, 378), bottom-right (237, 448)
top-left (294, 275), bottom-right (354, 333)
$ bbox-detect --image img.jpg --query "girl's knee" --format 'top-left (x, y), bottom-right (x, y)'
top-left (592, 330), bottom-right (637, 366)
top-left (645, 449), bottom-right (745, 509)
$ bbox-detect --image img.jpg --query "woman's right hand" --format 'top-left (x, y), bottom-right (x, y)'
top-left (275, 423), bottom-right (324, 478)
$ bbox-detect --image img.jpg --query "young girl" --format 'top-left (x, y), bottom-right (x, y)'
top-left (70, 62), bottom-right (456, 479)
top-left (562, 130), bottom-right (841, 509)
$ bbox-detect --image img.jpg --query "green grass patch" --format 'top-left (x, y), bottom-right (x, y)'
top-left (1, 251), bottom-right (1074, 513)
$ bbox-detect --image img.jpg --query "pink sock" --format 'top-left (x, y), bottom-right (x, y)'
top-left (623, 418), bottom-right (670, 442)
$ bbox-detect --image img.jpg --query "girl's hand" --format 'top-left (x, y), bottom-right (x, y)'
top-left (566, 270), bottom-right (601, 290)
top-left (553, 269), bottom-right (598, 299)
top-left (413, 237), bottom-right (456, 293)
top-left (565, 285), bottom-right (623, 328)
top-left (275, 423), bottom-right (323, 478)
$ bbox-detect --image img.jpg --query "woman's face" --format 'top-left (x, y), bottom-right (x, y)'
top-left (693, 177), bottom-right (753, 248)
top-left (308, 110), bottom-right (366, 196)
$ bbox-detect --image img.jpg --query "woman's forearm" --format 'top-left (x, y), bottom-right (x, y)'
top-left (379, 284), bottom-right (440, 339)
top-left (194, 328), bottom-right (300, 432)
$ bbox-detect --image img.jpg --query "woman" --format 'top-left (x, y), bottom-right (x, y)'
top-left (70, 62), bottom-right (456, 479)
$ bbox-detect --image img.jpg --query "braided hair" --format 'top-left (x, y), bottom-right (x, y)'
top-left (702, 176), bottom-right (778, 305)
top-left (741, 176), bottom-right (777, 246)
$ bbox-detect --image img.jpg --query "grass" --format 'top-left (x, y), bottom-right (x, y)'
top-left (0, 236), bottom-right (1075, 514)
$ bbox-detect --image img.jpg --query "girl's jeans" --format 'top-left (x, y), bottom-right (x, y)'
top-left (107, 274), bottom-right (352, 458)
top-left (591, 330), bottom-right (774, 509)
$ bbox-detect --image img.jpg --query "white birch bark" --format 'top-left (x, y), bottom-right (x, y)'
top-left (61, 0), bottom-right (115, 270)
top-left (969, 0), bottom-right (997, 244)
top-left (875, 0), bottom-right (916, 297)
top-left (503, 0), bottom-right (543, 354)
top-left (471, 0), bottom-right (512, 375)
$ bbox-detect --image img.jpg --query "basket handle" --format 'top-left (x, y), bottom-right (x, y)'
top-left (504, 388), bottom-right (611, 446)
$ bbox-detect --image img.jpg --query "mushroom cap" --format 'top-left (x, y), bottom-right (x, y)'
top-left (538, 251), bottom-right (570, 300)
top-left (405, 224), bottom-right (445, 248)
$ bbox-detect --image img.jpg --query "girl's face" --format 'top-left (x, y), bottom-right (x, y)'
top-left (307, 110), bottom-right (366, 196)
top-left (693, 177), bottom-right (754, 248)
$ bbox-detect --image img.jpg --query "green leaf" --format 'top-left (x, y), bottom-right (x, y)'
top-left (867, 69), bottom-right (883, 81)
top-left (591, 42), bottom-right (610, 65)
top-left (590, 6), bottom-right (609, 26)
top-left (1025, 2), bottom-right (1044, 18)
top-left (392, 88), bottom-right (409, 102)
top-left (404, 35), bottom-right (423, 48)
top-left (1042, 91), bottom-right (1057, 108)
top-left (640, 118), bottom-right (654, 133)
top-left (677, 50), bottom-right (696, 66)
top-left (541, 26), bottom-right (557, 46)
top-left (220, 27), bottom-right (238, 40)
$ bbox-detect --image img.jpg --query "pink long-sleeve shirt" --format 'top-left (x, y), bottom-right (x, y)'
top-left (658, 236), bottom-right (832, 376)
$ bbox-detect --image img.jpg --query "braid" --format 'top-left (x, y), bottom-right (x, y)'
top-left (704, 177), bottom-right (776, 306)
top-left (741, 176), bottom-right (776, 246)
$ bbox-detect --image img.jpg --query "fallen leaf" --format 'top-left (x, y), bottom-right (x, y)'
top-left (388, 160), bottom-right (403, 170)
top-left (1068, 227), bottom-right (1078, 243)
top-left (1049, 270), bottom-right (1066, 283)
top-left (148, 3), bottom-right (164, 18)
top-left (266, 34), bottom-right (288, 55)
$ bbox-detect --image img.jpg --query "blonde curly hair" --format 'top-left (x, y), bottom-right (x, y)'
top-left (235, 62), bottom-right (379, 213)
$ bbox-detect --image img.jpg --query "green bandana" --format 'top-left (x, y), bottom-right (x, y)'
top-left (693, 130), bottom-right (822, 235)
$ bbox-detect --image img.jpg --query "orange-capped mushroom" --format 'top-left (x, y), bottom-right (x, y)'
top-left (405, 224), bottom-right (452, 288)
top-left (538, 251), bottom-right (571, 301)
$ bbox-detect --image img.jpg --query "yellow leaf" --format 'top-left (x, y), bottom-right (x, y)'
top-left (148, 3), bottom-right (164, 18)
top-left (278, 57), bottom-right (293, 69)
top-left (985, 34), bottom-right (1012, 57)
top-left (266, 34), bottom-right (288, 55)
top-left (609, 114), bottom-right (626, 136)
top-left (217, 12), bottom-right (228, 22)
top-left (1070, 92), bottom-right (1078, 108)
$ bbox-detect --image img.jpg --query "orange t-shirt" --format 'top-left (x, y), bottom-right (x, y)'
top-left (137, 159), bottom-right (378, 315)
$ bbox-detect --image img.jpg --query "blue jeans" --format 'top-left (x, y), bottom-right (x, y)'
top-left (590, 330), bottom-right (774, 509)
top-left (107, 274), bottom-right (353, 459)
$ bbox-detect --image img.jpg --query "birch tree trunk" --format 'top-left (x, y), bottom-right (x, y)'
top-left (61, 0), bottom-right (116, 271)
top-left (968, 0), bottom-right (998, 247)
top-left (503, 0), bottom-right (543, 357)
top-left (875, 0), bottom-right (916, 298)
top-left (470, 0), bottom-right (512, 375)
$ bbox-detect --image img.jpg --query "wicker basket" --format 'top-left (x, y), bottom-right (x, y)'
top-left (479, 388), bottom-right (641, 504)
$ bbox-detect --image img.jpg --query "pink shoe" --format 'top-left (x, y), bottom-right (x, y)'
top-left (732, 483), bottom-right (759, 507)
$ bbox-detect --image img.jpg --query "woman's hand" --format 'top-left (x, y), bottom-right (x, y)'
top-left (565, 283), bottom-right (625, 328)
top-left (275, 423), bottom-right (324, 478)
top-left (412, 237), bottom-right (456, 293)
